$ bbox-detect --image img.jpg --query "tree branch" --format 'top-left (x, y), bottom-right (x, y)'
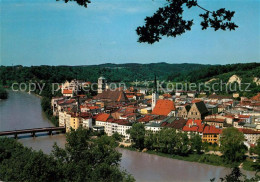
top-left (196, 4), bottom-right (212, 13)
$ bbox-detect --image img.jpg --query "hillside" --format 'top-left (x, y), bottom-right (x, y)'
top-left (0, 63), bottom-right (212, 83)
top-left (0, 62), bottom-right (259, 84)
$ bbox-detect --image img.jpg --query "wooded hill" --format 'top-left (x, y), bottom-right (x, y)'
top-left (1, 62), bottom-right (259, 84)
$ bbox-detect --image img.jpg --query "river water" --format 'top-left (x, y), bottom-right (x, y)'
top-left (0, 91), bottom-right (256, 182)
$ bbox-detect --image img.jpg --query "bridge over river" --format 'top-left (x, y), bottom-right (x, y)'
top-left (0, 127), bottom-right (66, 139)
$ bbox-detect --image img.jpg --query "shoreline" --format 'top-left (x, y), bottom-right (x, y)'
top-left (120, 146), bottom-right (258, 173)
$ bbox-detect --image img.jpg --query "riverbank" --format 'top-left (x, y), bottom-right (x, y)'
top-left (1, 91), bottom-right (258, 181)
top-left (120, 146), bottom-right (258, 172)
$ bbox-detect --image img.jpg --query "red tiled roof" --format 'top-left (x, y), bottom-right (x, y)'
top-left (113, 119), bottom-right (131, 126)
top-left (204, 118), bottom-right (225, 123)
top-left (161, 118), bottom-right (187, 130)
top-left (224, 114), bottom-right (235, 119)
top-left (182, 119), bottom-right (204, 132)
top-left (238, 115), bottom-right (250, 118)
top-left (96, 113), bottom-right (110, 122)
top-left (137, 115), bottom-right (158, 123)
top-left (192, 99), bottom-right (202, 103)
top-left (163, 93), bottom-right (171, 98)
top-left (63, 89), bottom-right (73, 94)
top-left (147, 99), bottom-right (152, 104)
top-left (152, 100), bottom-right (176, 116)
top-left (94, 89), bottom-right (128, 102)
top-left (203, 125), bottom-right (222, 134)
top-left (238, 128), bottom-right (260, 134)
top-left (88, 106), bottom-right (100, 110)
top-left (251, 93), bottom-right (260, 101)
top-left (65, 99), bottom-right (75, 104)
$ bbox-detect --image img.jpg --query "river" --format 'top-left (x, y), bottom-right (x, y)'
top-left (0, 91), bottom-right (256, 182)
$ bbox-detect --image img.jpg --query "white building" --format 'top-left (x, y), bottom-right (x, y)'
top-left (95, 113), bottom-right (132, 140)
top-left (82, 117), bottom-right (92, 129)
top-left (98, 76), bottom-right (107, 94)
top-left (145, 122), bottom-right (162, 133)
top-left (59, 111), bottom-right (71, 130)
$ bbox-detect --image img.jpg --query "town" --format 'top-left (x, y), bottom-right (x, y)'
top-left (52, 76), bottom-right (260, 149)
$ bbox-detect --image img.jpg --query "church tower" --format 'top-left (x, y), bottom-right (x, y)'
top-left (98, 76), bottom-right (107, 94)
top-left (152, 75), bottom-right (159, 110)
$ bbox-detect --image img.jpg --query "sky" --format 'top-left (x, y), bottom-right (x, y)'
top-left (1, 0), bottom-right (260, 66)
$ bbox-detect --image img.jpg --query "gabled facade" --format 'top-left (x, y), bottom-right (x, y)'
top-left (187, 101), bottom-right (208, 120)
top-left (177, 105), bottom-right (191, 119)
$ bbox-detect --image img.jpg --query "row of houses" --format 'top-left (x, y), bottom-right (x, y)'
top-left (53, 78), bottom-right (260, 148)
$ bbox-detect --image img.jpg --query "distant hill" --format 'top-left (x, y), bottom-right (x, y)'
top-left (0, 62), bottom-right (212, 83)
top-left (185, 62), bottom-right (260, 83)
top-left (0, 62), bottom-right (259, 84)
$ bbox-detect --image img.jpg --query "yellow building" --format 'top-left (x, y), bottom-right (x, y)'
top-left (140, 107), bottom-right (152, 114)
top-left (68, 113), bottom-right (81, 131)
top-left (202, 125), bottom-right (222, 145)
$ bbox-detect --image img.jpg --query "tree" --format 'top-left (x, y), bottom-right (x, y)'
top-left (250, 138), bottom-right (260, 171)
top-left (220, 127), bottom-right (247, 163)
top-left (127, 123), bottom-right (145, 150)
top-left (175, 132), bottom-right (190, 155)
top-left (112, 132), bottom-right (123, 142)
top-left (0, 87), bottom-right (8, 99)
top-left (0, 138), bottom-right (60, 182)
top-left (156, 128), bottom-right (178, 154)
top-left (52, 127), bottom-right (134, 182)
top-left (0, 128), bottom-right (135, 182)
top-left (211, 167), bottom-right (260, 182)
top-left (56, 0), bottom-right (238, 44)
top-left (144, 130), bottom-right (157, 150)
top-left (190, 133), bottom-right (202, 154)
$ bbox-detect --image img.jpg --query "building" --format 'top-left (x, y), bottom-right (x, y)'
top-left (182, 119), bottom-right (204, 137)
top-left (152, 100), bottom-right (176, 116)
top-left (187, 101), bottom-right (208, 120)
top-left (94, 88), bottom-right (129, 103)
top-left (203, 118), bottom-right (225, 128)
top-left (145, 122), bottom-right (162, 133)
top-left (69, 113), bottom-right (81, 131)
top-left (95, 113), bottom-right (111, 127)
top-left (177, 105), bottom-right (191, 119)
top-left (160, 117), bottom-right (187, 131)
top-left (140, 107), bottom-right (152, 114)
top-left (62, 89), bottom-right (73, 97)
top-left (98, 76), bottom-right (107, 94)
top-left (238, 128), bottom-right (260, 145)
top-left (152, 75), bottom-right (159, 110)
top-left (95, 113), bottom-right (132, 139)
top-left (59, 111), bottom-right (71, 129)
top-left (202, 125), bottom-right (222, 145)
top-left (106, 119), bottom-right (132, 140)
top-left (81, 113), bottom-right (93, 129)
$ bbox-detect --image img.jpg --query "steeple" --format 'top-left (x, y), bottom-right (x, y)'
top-left (153, 74), bottom-right (157, 93)
top-left (152, 74), bottom-right (159, 111)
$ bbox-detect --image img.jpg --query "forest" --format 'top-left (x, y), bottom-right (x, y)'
top-left (1, 62), bottom-right (259, 98)
top-left (1, 62), bottom-right (259, 83)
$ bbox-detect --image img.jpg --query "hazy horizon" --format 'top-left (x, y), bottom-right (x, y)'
top-left (2, 61), bottom-right (260, 67)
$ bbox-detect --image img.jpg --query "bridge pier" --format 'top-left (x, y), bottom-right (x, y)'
top-left (14, 133), bottom-right (18, 139)
top-left (48, 130), bottom-right (52, 135)
top-left (31, 132), bottom-right (36, 137)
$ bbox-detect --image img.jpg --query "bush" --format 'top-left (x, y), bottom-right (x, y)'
top-left (0, 87), bottom-right (8, 99)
